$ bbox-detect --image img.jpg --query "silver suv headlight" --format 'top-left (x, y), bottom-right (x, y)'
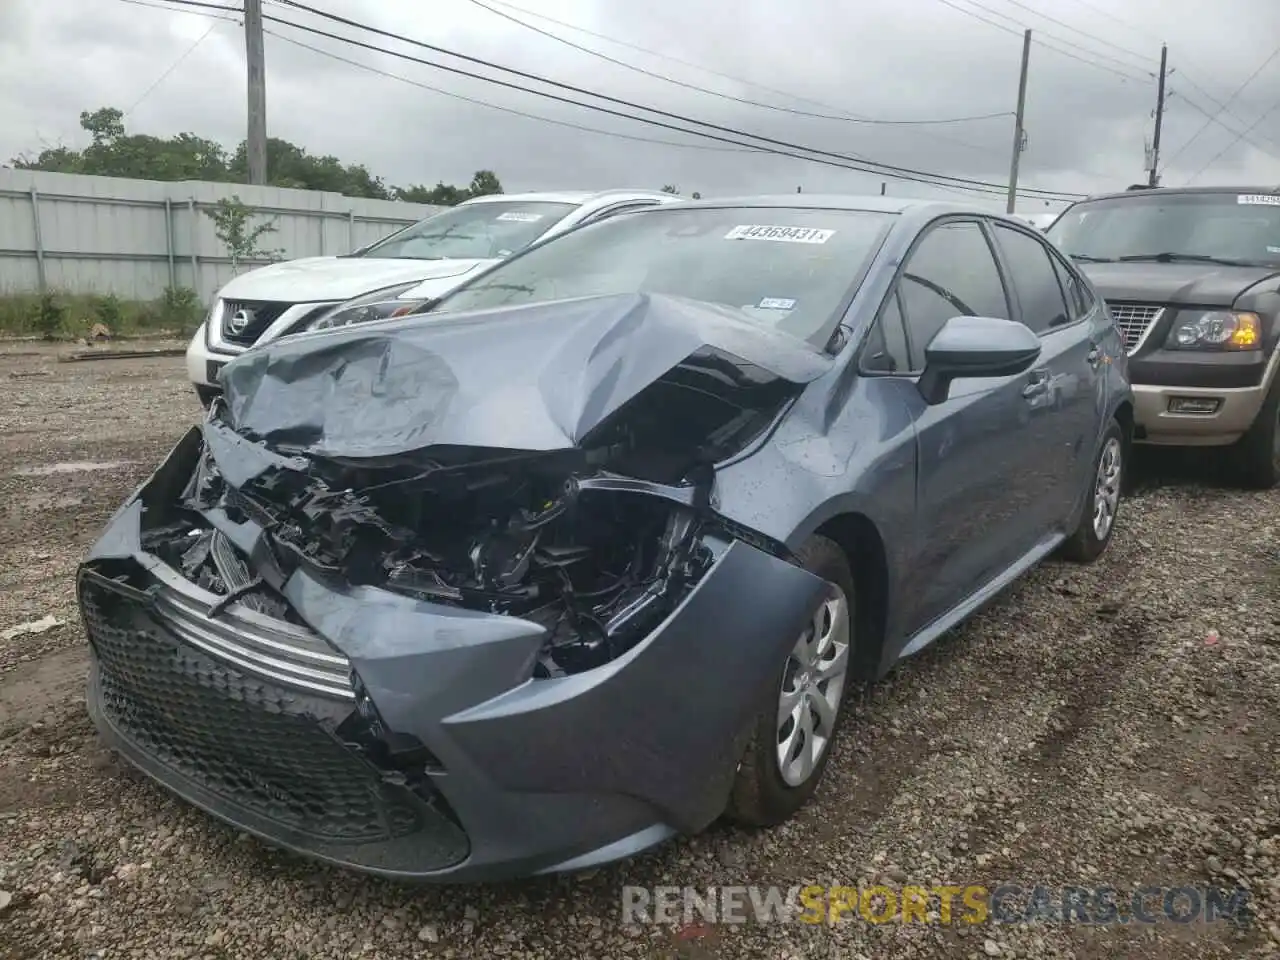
top-left (301, 283), bottom-right (433, 333)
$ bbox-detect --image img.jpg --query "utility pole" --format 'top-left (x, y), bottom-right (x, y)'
top-left (244, 0), bottom-right (268, 185)
top-left (1006, 29), bottom-right (1032, 214)
top-left (880, 182), bottom-right (887, 195)
top-left (1148, 44), bottom-right (1168, 187)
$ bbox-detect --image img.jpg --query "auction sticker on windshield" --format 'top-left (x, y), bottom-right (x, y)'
top-left (724, 225), bottom-right (835, 243)
top-left (1237, 194), bottom-right (1280, 205)
top-left (496, 211), bottom-right (545, 222)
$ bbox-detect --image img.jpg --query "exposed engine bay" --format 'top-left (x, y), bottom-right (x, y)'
top-left (143, 345), bottom-right (799, 678)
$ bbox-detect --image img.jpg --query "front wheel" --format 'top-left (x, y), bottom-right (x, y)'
top-left (1229, 374), bottom-right (1280, 490)
top-left (1060, 420), bottom-right (1125, 563)
top-left (725, 535), bottom-right (855, 827)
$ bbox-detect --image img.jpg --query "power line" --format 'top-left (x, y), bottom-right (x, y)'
top-left (1185, 97), bottom-right (1280, 184)
top-left (1169, 89), bottom-right (1280, 163)
top-left (985, 0), bottom-right (1154, 65)
top-left (264, 29), bottom-right (760, 155)
top-left (124, 21), bottom-right (221, 116)
top-left (114, 0), bottom-right (240, 21)
top-left (486, 0), bottom-right (1015, 126)
top-left (463, 0), bottom-right (1028, 176)
top-left (260, 0), bottom-right (1079, 198)
top-left (471, 0), bottom-right (1039, 181)
top-left (268, 31), bottom-right (996, 203)
top-left (127, 0), bottom-right (1082, 198)
top-left (932, 0), bottom-right (1149, 83)
top-left (267, 13), bottom-right (1045, 198)
top-left (1057, 0), bottom-right (1160, 44)
top-left (464, 0), bottom-right (1014, 126)
top-left (1162, 44), bottom-right (1280, 166)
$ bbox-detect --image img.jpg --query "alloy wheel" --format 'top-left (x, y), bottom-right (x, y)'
top-left (776, 584), bottom-right (850, 787)
top-left (1092, 436), bottom-right (1123, 541)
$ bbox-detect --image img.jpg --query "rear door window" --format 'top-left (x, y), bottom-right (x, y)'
top-left (991, 223), bottom-right (1072, 333)
top-left (1048, 250), bottom-right (1094, 320)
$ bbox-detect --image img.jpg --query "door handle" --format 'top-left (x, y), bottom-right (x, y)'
top-left (1022, 371), bottom-right (1050, 399)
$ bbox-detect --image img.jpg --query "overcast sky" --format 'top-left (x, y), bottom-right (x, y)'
top-left (2, 0), bottom-right (1279, 212)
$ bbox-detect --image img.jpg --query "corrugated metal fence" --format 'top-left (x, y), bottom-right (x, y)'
top-left (0, 169), bottom-right (443, 304)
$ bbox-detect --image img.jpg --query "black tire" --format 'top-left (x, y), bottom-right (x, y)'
top-left (1229, 373), bottom-right (1280, 490)
top-left (1060, 419), bottom-right (1125, 563)
top-left (725, 535), bottom-right (857, 827)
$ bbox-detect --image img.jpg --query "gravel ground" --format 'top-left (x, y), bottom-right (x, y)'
top-left (2, 342), bottom-right (1279, 960)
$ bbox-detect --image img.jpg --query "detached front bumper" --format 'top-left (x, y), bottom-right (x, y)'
top-left (78, 429), bottom-right (825, 881)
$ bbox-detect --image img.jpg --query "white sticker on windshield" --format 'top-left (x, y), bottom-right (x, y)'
top-left (496, 211), bottom-right (545, 222)
top-left (1238, 194), bottom-right (1280, 205)
top-left (724, 224), bottom-right (835, 243)
top-left (1268, 245), bottom-right (1280, 254)
top-left (757, 297), bottom-right (797, 310)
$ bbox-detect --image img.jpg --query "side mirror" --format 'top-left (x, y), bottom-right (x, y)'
top-left (918, 315), bottom-right (1042, 405)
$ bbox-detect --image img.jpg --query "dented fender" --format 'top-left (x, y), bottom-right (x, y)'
top-left (434, 539), bottom-right (826, 831)
top-left (282, 538), bottom-right (826, 834)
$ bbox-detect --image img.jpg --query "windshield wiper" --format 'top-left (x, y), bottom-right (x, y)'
top-left (1117, 252), bottom-right (1257, 267)
top-left (408, 232), bottom-right (476, 242)
top-left (1067, 253), bottom-right (1114, 263)
top-left (476, 283), bottom-right (535, 294)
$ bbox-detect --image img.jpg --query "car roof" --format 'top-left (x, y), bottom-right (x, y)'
top-left (460, 189), bottom-right (679, 206)
top-left (648, 193), bottom-right (990, 216)
top-left (1075, 184), bottom-right (1280, 203)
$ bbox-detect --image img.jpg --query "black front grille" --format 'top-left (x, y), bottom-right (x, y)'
top-left (220, 300), bottom-right (292, 346)
top-left (80, 575), bottom-right (468, 865)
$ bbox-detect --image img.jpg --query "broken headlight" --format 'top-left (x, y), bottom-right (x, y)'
top-left (302, 282), bottom-right (433, 332)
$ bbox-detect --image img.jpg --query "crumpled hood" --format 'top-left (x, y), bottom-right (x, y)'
top-left (1079, 261), bottom-right (1280, 306)
top-left (218, 293), bottom-right (831, 459)
top-left (216, 256), bottom-right (490, 302)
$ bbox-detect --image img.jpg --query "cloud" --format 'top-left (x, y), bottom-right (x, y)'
top-left (3, 0), bottom-right (1279, 210)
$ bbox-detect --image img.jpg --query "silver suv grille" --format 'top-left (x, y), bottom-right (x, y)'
top-left (1105, 301), bottom-right (1165, 354)
top-left (220, 300), bottom-right (294, 347)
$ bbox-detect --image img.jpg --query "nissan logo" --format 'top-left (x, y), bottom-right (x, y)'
top-left (227, 308), bottom-right (254, 335)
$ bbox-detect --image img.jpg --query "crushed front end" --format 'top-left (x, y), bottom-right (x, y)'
top-left (78, 299), bottom-right (831, 880)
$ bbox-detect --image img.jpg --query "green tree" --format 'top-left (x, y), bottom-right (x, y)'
top-left (81, 107), bottom-right (125, 145)
top-left (395, 181), bottom-right (469, 206)
top-left (660, 184), bottom-right (679, 194)
top-left (396, 170), bottom-right (505, 206)
top-left (10, 107), bottom-right (494, 205)
top-left (204, 196), bottom-right (283, 274)
top-left (467, 169), bottom-right (503, 197)
top-left (227, 138), bottom-right (391, 199)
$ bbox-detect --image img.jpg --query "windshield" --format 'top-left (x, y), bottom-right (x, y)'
top-left (1047, 192), bottom-right (1280, 267)
top-left (359, 200), bottom-right (578, 261)
top-left (432, 206), bottom-right (895, 349)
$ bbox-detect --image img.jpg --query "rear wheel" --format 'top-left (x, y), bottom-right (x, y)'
top-left (725, 535), bottom-right (855, 827)
top-left (1230, 375), bottom-right (1280, 490)
top-left (1061, 420), bottom-right (1124, 563)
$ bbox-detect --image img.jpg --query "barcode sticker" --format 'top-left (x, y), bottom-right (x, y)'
top-left (724, 225), bottom-right (835, 243)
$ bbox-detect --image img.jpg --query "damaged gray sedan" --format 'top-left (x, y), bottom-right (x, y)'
top-left (78, 196), bottom-right (1132, 881)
